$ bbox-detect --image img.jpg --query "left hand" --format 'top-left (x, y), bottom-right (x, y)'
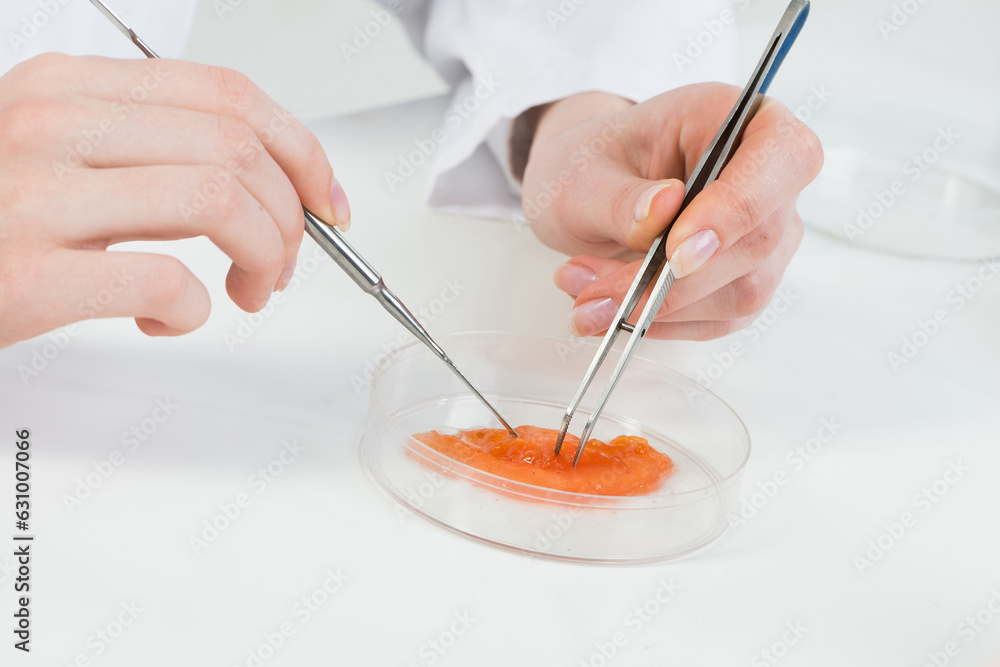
top-left (520, 85), bottom-right (823, 340)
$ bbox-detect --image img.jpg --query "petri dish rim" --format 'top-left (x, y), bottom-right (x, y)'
top-left (363, 330), bottom-right (752, 510)
top-left (357, 445), bottom-right (734, 565)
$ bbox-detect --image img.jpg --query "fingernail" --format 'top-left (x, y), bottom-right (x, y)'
top-left (553, 263), bottom-right (598, 297)
top-left (569, 298), bottom-right (618, 337)
top-left (331, 176), bottom-right (351, 232)
top-left (633, 182), bottom-right (674, 223)
top-left (669, 229), bottom-right (720, 279)
top-left (275, 262), bottom-right (296, 293)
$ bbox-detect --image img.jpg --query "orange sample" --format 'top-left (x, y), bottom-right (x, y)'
top-left (412, 425), bottom-right (673, 496)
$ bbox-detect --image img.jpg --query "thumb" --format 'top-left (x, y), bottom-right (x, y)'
top-left (625, 176), bottom-right (686, 251)
top-left (567, 165), bottom-right (686, 254)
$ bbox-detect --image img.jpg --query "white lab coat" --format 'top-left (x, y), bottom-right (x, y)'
top-left (0, 0), bottom-right (737, 219)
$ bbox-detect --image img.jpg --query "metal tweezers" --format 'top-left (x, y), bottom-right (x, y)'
top-left (87, 0), bottom-right (519, 437)
top-left (554, 0), bottom-right (810, 464)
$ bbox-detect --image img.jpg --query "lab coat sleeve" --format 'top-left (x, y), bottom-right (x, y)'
top-left (0, 0), bottom-right (197, 74)
top-left (376, 0), bottom-right (739, 219)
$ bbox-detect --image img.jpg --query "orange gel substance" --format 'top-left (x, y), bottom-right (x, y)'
top-left (413, 425), bottom-right (673, 496)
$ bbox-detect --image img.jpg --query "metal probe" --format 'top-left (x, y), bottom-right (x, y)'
top-left (87, 0), bottom-right (519, 437)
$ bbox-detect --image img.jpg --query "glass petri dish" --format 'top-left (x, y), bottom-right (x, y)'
top-left (798, 104), bottom-right (1000, 261)
top-left (359, 332), bottom-right (750, 564)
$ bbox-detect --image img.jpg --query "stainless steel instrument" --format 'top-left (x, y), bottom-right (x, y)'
top-left (554, 0), bottom-right (810, 464)
top-left (87, 0), bottom-right (519, 436)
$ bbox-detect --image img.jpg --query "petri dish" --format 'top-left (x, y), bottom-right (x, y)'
top-left (797, 103), bottom-right (1000, 261)
top-left (359, 332), bottom-right (750, 564)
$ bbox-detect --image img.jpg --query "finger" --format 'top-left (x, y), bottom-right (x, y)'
top-left (560, 206), bottom-right (801, 335)
top-left (50, 166), bottom-right (285, 312)
top-left (543, 153), bottom-right (687, 254)
top-left (553, 255), bottom-right (622, 298)
top-left (643, 318), bottom-right (756, 341)
top-left (648, 209), bottom-right (802, 324)
top-left (563, 202), bottom-right (791, 312)
top-left (662, 98), bottom-right (822, 279)
top-left (41, 54), bottom-right (346, 229)
top-left (652, 204), bottom-right (795, 318)
top-left (35, 248), bottom-right (211, 337)
top-left (48, 98), bottom-right (301, 287)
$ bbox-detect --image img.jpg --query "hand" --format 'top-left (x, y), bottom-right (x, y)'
top-left (0, 53), bottom-right (351, 349)
top-left (520, 85), bottom-right (822, 340)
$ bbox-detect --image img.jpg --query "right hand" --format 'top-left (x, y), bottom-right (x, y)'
top-left (0, 53), bottom-right (351, 349)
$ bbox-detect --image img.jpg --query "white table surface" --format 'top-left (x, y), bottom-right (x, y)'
top-left (2, 1), bottom-right (999, 665)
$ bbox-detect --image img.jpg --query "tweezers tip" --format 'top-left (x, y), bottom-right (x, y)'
top-left (553, 412), bottom-right (574, 456)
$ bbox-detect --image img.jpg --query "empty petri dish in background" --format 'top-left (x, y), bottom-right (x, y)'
top-left (798, 103), bottom-right (1000, 261)
top-left (359, 332), bottom-right (750, 564)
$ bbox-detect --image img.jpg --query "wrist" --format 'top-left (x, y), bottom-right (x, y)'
top-left (535, 92), bottom-right (634, 146)
top-left (510, 92), bottom-right (634, 182)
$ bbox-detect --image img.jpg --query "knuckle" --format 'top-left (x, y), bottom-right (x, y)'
top-left (216, 115), bottom-right (262, 171)
top-left (259, 240), bottom-right (286, 277)
top-left (717, 179), bottom-right (759, 237)
top-left (142, 258), bottom-right (191, 311)
top-left (726, 316), bottom-right (757, 336)
top-left (208, 66), bottom-right (255, 112)
top-left (783, 113), bottom-right (825, 180)
top-left (688, 320), bottom-right (738, 341)
top-left (19, 52), bottom-right (70, 79)
top-left (0, 174), bottom-right (35, 220)
top-left (702, 318), bottom-right (751, 341)
top-left (606, 181), bottom-right (634, 233)
top-left (0, 249), bottom-right (39, 315)
top-left (306, 136), bottom-right (333, 183)
top-left (0, 99), bottom-right (59, 148)
top-left (203, 176), bottom-right (244, 221)
top-left (752, 214), bottom-right (787, 258)
top-left (787, 210), bottom-right (805, 248)
top-left (732, 270), bottom-right (777, 318)
top-left (276, 195), bottom-right (306, 241)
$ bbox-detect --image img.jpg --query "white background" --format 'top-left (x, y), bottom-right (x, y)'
top-left (1, 1), bottom-right (999, 666)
